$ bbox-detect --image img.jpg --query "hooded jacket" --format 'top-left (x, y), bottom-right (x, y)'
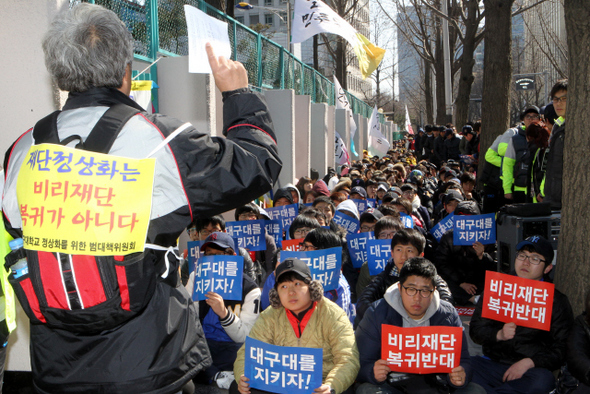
top-left (356, 284), bottom-right (473, 387)
top-left (2, 87), bottom-right (282, 393)
top-left (313, 179), bottom-right (331, 196)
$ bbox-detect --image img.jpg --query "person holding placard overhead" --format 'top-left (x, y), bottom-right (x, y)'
top-left (1, 3), bottom-right (281, 393)
top-left (469, 235), bottom-right (573, 393)
top-left (233, 258), bottom-right (359, 394)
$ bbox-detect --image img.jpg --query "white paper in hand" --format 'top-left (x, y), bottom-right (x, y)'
top-left (184, 5), bottom-right (231, 74)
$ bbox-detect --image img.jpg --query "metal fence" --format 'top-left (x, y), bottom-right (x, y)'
top-left (86, 0), bottom-right (381, 121)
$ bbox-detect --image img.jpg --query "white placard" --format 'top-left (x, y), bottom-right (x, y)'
top-left (184, 5), bottom-right (232, 74)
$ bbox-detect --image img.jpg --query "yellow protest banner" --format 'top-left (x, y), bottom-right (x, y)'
top-left (16, 144), bottom-right (155, 256)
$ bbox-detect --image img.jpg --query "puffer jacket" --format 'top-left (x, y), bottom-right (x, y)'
top-left (234, 297), bottom-right (359, 393)
top-left (355, 258), bottom-right (454, 327)
top-left (470, 282), bottom-right (573, 370)
top-left (567, 313), bottom-right (590, 386)
top-left (2, 87), bottom-right (282, 393)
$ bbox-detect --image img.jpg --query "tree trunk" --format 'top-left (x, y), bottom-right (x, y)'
top-left (425, 58), bottom-right (434, 124)
top-left (479, 0), bottom-right (513, 165)
top-left (554, 0), bottom-right (590, 316)
top-left (454, 0), bottom-right (479, 127)
top-left (435, 30), bottom-right (447, 125)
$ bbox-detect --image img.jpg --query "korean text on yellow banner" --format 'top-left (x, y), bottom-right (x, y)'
top-left (16, 144), bottom-right (155, 256)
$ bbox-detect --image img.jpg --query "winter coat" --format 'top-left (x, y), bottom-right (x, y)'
top-left (470, 281), bottom-right (573, 371)
top-left (355, 258), bottom-right (453, 326)
top-left (233, 297), bottom-right (360, 393)
top-left (443, 135), bottom-right (462, 161)
top-left (543, 118), bottom-right (565, 210)
top-left (2, 86), bottom-right (281, 393)
top-left (356, 285), bottom-right (473, 387)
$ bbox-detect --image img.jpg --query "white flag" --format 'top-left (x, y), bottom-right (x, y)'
top-left (405, 105), bottom-right (414, 135)
top-left (367, 106), bottom-right (390, 157)
top-left (335, 131), bottom-right (350, 165)
top-left (333, 76), bottom-right (357, 156)
top-left (291, 0), bottom-right (385, 79)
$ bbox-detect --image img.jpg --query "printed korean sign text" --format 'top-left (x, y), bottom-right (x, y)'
top-left (193, 255), bottom-right (243, 301)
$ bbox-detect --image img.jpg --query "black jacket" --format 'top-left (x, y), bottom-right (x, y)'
top-left (543, 120), bottom-right (565, 210)
top-left (567, 313), bottom-right (590, 385)
top-left (435, 230), bottom-right (496, 304)
top-left (2, 87), bottom-right (282, 393)
top-left (355, 259), bottom-right (454, 326)
top-left (470, 281), bottom-right (573, 371)
top-left (443, 135), bottom-right (462, 161)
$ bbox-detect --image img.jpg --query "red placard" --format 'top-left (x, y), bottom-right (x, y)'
top-left (481, 271), bottom-right (554, 331)
top-left (281, 239), bottom-right (301, 251)
top-left (381, 325), bottom-right (462, 373)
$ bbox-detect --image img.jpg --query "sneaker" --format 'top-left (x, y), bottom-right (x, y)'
top-left (215, 371), bottom-right (234, 390)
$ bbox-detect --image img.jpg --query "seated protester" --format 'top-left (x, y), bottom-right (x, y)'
top-left (235, 203), bottom-right (278, 283)
top-left (303, 190), bottom-right (318, 204)
top-left (313, 196), bottom-right (336, 225)
top-left (433, 189), bottom-right (464, 226)
top-left (460, 171), bottom-right (482, 209)
top-left (355, 228), bottom-right (453, 327)
top-left (355, 216), bottom-right (405, 300)
top-left (376, 182), bottom-right (389, 203)
top-left (366, 179), bottom-right (378, 199)
top-left (232, 259), bottom-right (360, 394)
top-left (567, 291), bottom-right (590, 392)
top-left (470, 235), bottom-right (574, 394)
top-left (335, 199), bottom-right (360, 222)
top-left (350, 186), bottom-right (368, 201)
top-left (377, 205), bottom-right (403, 220)
top-left (343, 209), bottom-right (385, 302)
top-left (387, 197), bottom-right (426, 230)
top-left (273, 187), bottom-right (295, 207)
top-left (435, 201), bottom-right (497, 305)
top-left (196, 232), bottom-right (261, 389)
top-left (355, 258), bottom-right (483, 394)
top-left (260, 229), bottom-right (355, 323)
top-left (330, 191), bottom-right (348, 207)
top-left (313, 178), bottom-right (332, 197)
top-left (300, 207), bottom-right (327, 226)
top-left (434, 201), bottom-right (496, 306)
top-left (184, 215), bottom-right (259, 287)
top-left (400, 183), bottom-right (431, 230)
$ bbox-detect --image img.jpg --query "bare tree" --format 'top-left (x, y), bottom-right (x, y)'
top-left (554, 0), bottom-right (590, 315)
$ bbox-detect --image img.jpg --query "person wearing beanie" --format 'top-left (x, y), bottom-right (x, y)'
top-left (233, 258), bottom-right (360, 394)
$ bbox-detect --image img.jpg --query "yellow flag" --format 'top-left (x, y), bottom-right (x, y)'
top-left (354, 33), bottom-right (386, 79)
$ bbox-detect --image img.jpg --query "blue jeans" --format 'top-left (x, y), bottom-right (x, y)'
top-left (470, 356), bottom-right (556, 394)
top-left (356, 377), bottom-right (486, 394)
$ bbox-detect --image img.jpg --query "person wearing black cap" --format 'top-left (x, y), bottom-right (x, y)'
top-left (196, 232), bottom-right (261, 389)
top-left (502, 106), bottom-right (540, 203)
top-left (233, 258), bottom-right (360, 394)
top-left (460, 125), bottom-right (473, 155)
top-left (434, 201), bottom-right (496, 306)
top-left (470, 235), bottom-right (574, 394)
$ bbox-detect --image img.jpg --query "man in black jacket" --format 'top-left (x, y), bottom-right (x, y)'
top-left (469, 236), bottom-right (573, 394)
top-left (355, 228), bottom-right (453, 327)
top-left (443, 127), bottom-right (462, 161)
top-left (543, 79), bottom-right (568, 210)
top-left (1, 4), bottom-right (281, 393)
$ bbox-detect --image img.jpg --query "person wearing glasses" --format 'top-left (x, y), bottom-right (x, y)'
top-left (542, 79), bottom-right (568, 210)
top-left (469, 235), bottom-right (573, 394)
top-left (502, 106), bottom-right (541, 203)
top-left (356, 258), bottom-right (483, 394)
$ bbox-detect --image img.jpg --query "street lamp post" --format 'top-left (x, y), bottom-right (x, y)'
top-left (236, 1), bottom-right (291, 51)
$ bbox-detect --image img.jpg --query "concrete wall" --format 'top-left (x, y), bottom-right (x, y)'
top-left (264, 90), bottom-right (296, 188)
top-left (294, 95), bottom-right (311, 180)
top-left (157, 56), bottom-right (219, 136)
top-left (310, 103), bottom-right (329, 177)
